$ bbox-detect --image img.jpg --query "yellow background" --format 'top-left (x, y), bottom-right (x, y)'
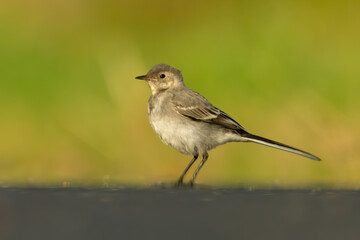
top-left (0, 0), bottom-right (359, 188)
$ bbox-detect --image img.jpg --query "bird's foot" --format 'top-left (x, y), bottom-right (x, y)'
top-left (175, 180), bottom-right (194, 189)
top-left (176, 179), bottom-right (185, 188)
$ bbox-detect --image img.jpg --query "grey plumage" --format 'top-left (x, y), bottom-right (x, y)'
top-left (136, 64), bottom-right (320, 187)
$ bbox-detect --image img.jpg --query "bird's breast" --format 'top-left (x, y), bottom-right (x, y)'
top-left (148, 101), bottom-right (197, 155)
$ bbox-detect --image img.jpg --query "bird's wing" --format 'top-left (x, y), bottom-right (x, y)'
top-left (171, 89), bottom-right (247, 132)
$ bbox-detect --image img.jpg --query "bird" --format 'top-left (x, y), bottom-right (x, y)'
top-left (135, 64), bottom-right (320, 187)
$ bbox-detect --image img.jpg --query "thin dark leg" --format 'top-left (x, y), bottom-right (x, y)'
top-left (190, 152), bottom-right (209, 186)
top-left (177, 154), bottom-right (198, 186)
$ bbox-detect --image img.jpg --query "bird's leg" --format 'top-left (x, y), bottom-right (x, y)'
top-left (177, 154), bottom-right (198, 187)
top-left (189, 152), bottom-right (209, 187)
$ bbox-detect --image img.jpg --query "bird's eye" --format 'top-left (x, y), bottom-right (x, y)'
top-left (160, 74), bottom-right (166, 79)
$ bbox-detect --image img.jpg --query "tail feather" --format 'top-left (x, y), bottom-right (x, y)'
top-left (241, 133), bottom-right (321, 161)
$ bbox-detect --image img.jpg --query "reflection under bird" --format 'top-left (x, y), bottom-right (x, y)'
top-left (136, 64), bottom-right (320, 187)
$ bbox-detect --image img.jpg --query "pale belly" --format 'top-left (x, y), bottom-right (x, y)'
top-left (149, 113), bottom-right (237, 155)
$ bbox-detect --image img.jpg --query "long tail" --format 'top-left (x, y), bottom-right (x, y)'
top-left (241, 133), bottom-right (321, 161)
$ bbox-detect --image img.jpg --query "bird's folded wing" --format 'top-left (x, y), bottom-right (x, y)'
top-left (171, 90), bottom-right (247, 132)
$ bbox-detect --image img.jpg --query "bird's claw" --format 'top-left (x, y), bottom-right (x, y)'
top-left (175, 180), bottom-right (194, 188)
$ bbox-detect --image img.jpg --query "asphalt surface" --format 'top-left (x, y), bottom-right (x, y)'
top-left (0, 187), bottom-right (359, 240)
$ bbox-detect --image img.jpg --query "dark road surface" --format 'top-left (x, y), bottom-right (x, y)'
top-left (0, 187), bottom-right (359, 240)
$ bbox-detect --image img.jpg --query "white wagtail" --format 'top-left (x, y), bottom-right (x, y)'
top-left (136, 64), bottom-right (320, 187)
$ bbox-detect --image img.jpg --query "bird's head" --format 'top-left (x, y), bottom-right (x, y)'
top-left (136, 64), bottom-right (184, 94)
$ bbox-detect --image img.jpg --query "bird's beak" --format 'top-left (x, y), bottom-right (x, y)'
top-left (135, 75), bottom-right (157, 81)
top-left (135, 75), bottom-right (148, 80)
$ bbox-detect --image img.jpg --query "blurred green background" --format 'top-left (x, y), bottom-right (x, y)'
top-left (0, 0), bottom-right (359, 188)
